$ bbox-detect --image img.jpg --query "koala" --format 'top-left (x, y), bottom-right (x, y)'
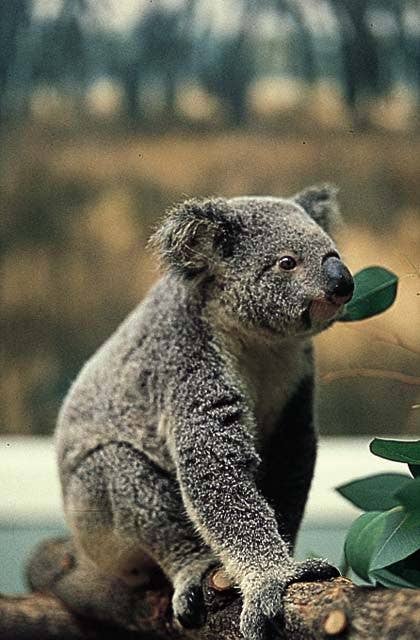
top-left (56, 184), bottom-right (354, 640)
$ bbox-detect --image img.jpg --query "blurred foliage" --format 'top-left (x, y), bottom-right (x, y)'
top-left (1, 0), bottom-right (420, 128)
top-left (0, 0), bottom-right (419, 436)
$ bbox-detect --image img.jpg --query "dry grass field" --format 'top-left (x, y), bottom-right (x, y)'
top-left (0, 122), bottom-right (419, 436)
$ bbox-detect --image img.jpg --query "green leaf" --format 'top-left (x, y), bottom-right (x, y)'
top-left (340, 266), bottom-right (398, 322)
top-left (372, 566), bottom-right (420, 589)
top-left (373, 551), bottom-right (420, 589)
top-left (372, 567), bottom-right (416, 589)
top-left (336, 473), bottom-right (411, 511)
top-left (369, 507), bottom-right (420, 572)
top-left (409, 464), bottom-right (420, 478)
top-left (344, 507), bottom-right (420, 582)
top-left (393, 478), bottom-right (420, 510)
top-left (344, 511), bottom-right (385, 582)
top-left (370, 438), bottom-right (420, 465)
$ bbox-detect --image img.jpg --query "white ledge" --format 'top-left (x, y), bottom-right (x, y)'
top-left (0, 435), bottom-right (406, 526)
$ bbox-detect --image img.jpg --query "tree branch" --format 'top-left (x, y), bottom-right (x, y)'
top-left (1, 537), bottom-right (420, 640)
top-left (321, 368), bottom-right (420, 387)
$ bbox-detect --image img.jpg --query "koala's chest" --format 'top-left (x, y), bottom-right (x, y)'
top-left (233, 340), bottom-right (307, 438)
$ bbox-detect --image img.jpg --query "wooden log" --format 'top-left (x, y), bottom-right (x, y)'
top-left (1, 537), bottom-right (419, 640)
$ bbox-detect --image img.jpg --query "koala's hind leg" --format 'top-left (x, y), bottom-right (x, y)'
top-left (64, 441), bottom-right (217, 629)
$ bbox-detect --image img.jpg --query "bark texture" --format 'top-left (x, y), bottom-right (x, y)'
top-left (1, 537), bottom-right (420, 640)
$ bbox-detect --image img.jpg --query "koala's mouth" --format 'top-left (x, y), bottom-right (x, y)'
top-left (308, 297), bottom-right (343, 324)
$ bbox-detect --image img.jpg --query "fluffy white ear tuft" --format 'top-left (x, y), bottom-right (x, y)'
top-left (149, 198), bottom-right (237, 280)
top-left (293, 183), bottom-right (341, 233)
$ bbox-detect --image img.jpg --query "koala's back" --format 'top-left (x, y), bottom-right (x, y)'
top-left (56, 276), bottom-right (185, 487)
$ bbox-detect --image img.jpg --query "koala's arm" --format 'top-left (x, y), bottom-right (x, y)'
top-left (165, 336), bottom-right (338, 640)
top-left (167, 342), bottom-right (307, 584)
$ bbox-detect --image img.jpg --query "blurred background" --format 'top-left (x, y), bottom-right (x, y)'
top-left (1, 0), bottom-right (420, 595)
top-left (0, 0), bottom-right (419, 439)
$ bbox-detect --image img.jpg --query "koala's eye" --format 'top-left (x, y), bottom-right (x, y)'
top-left (278, 256), bottom-right (297, 271)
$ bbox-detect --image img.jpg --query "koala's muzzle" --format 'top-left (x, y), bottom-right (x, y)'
top-left (322, 256), bottom-right (354, 304)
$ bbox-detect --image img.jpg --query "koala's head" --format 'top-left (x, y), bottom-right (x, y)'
top-left (152, 184), bottom-right (354, 337)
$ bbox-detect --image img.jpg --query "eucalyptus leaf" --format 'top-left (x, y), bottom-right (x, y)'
top-left (345, 507), bottom-right (420, 580)
top-left (393, 478), bottom-right (420, 510)
top-left (372, 567), bottom-right (416, 589)
top-left (336, 473), bottom-right (411, 511)
top-left (344, 511), bottom-right (384, 582)
top-left (373, 551), bottom-right (420, 589)
top-left (370, 438), bottom-right (420, 465)
top-left (372, 566), bottom-right (420, 589)
top-left (369, 507), bottom-right (420, 572)
top-left (340, 266), bottom-right (398, 322)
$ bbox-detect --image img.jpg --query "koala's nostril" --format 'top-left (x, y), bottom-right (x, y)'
top-left (322, 256), bottom-right (354, 304)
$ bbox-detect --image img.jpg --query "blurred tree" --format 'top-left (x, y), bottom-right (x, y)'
top-left (196, 5), bottom-right (255, 126)
top-left (31, 0), bottom-right (87, 102)
top-left (119, 42), bottom-right (143, 128)
top-left (398, 0), bottom-right (420, 98)
top-left (117, 0), bottom-right (196, 127)
top-left (0, 0), bottom-right (31, 122)
top-left (372, 1), bottom-right (401, 92)
top-left (199, 30), bottom-right (254, 126)
top-left (274, 0), bottom-right (317, 85)
top-left (59, 0), bottom-right (87, 93)
top-left (330, 0), bottom-right (382, 125)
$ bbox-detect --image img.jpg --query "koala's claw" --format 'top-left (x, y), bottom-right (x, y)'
top-left (173, 583), bottom-right (207, 629)
top-left (240, 578), bottom-right (285, 640)
top-left (240, 560), bottom-right (340, 640)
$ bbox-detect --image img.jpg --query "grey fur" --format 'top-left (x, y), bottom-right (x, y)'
top-left (56, 185), bottom-right (347, 639)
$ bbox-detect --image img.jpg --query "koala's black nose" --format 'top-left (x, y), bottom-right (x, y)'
top-left (322, 256), bottom-right (354, 304)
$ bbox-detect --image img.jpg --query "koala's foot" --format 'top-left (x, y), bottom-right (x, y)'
top-left (173, 582), bottom-right (206, 629)
top-left (172, 558), bottom-right (219, 629)
top-left (240, 559), bottom-right (339, 640)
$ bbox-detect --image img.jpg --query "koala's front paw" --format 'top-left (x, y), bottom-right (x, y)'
top-left (240, 560), bottom-right (339, 640)
top-left (240, 576), bottom-right (285, 640)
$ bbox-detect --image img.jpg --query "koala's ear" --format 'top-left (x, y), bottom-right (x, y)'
top-left (150, 198), bottom-right (237, 279)
top-left (293, 183), bottom-right (341, 233)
